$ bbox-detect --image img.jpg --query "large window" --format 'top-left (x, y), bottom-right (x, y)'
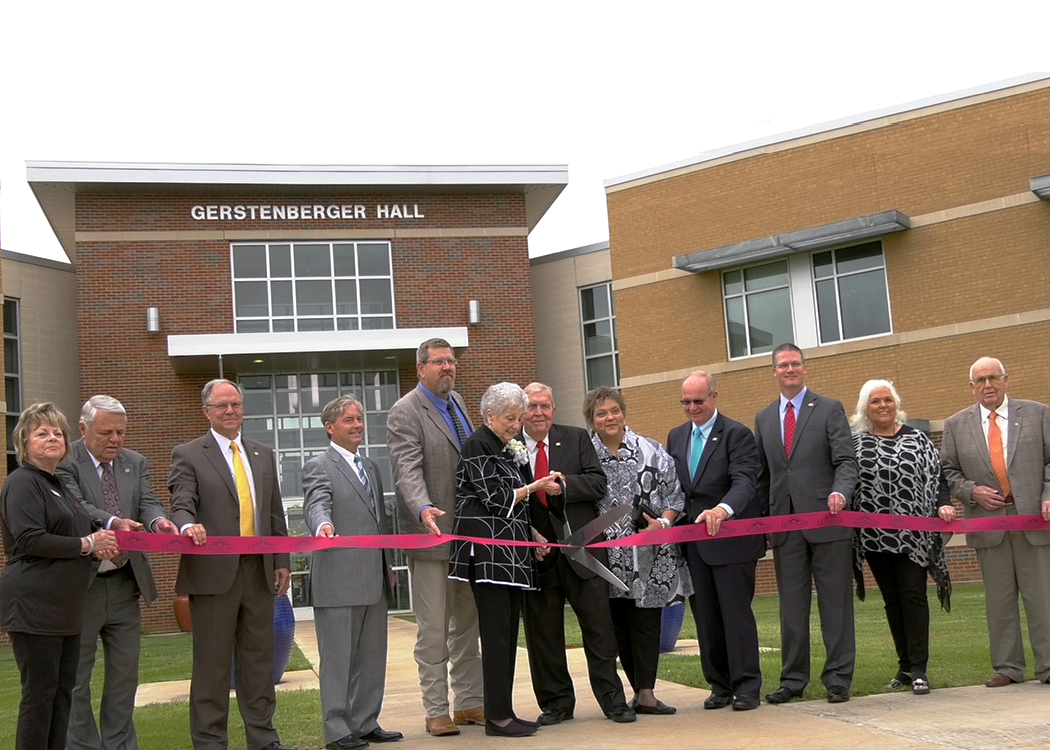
top-left (232, 241), bottom-right (395, 333)
top-left (722, 241), bottom-right (892, 359)
top-left (580, 283), bottom-right (619, 388)
top-left (5, 299), bottom-right (21, 476)
top-left (238, 370), bottom-right (409, 611)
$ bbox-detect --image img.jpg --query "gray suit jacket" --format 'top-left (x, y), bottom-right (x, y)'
top-left (941, 398), bottom-right (1050, 548)
top-left (754, 389), bottom-right (858, 545)
top-left (58, 440), bottom-right (167, 604)
top-left (387, 386), bottom-right (473, 561)
top-left (303, 446), bottom-right (392, 608)
top-left (168, 432), bottom-right (290, 595)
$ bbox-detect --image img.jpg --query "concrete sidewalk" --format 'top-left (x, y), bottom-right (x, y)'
top-left (137, 617), bottom-right (1050, 750)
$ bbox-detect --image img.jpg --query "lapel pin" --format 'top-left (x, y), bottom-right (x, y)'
top-left (124, 468), bottom-right (131, 474)
top-left (807, 402), bottom-right (815, 407)
top-left (711, 436), bottom-right (719, 442)
top-left (555, 442), bottom-right (561, 447)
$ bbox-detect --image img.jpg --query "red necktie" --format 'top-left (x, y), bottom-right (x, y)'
top-left (535, 440), bottom-right (549, 508)
top-left (784, 401), bottom-right (796, 458)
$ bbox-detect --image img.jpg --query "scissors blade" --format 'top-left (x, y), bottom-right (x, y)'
top-left (547, 503), bottom-right (632, 593)
top-left (562, 547), bottom-right (630, 592)
top-left (563, 503), bottom-right (633, 546)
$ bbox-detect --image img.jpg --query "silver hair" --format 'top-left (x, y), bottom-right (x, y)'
top-left (682, 370), bottom-right (717, 393)
top-left (80, 395), bottom-right (126, 427)
top-left (416, 338), bottom-right (455, 366)
top-left (321, 394), bottom-right (364, 425)
top-left (850, 379), bottom-right (907, 433)
top-left (480, 382), bottom-right (528, 421)
top-left (969, 357), bottom-right (1006, 382)
top-left (201, 379), bottom-right (244, 405)
top-left (523, 382), bottom-right (555, 406)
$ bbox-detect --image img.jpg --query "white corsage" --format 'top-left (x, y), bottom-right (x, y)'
top-left (504, 439), bottom-right (529, 466)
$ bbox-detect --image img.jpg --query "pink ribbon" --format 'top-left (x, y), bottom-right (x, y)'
top-left (114, 510), bottom-right (1050, 555)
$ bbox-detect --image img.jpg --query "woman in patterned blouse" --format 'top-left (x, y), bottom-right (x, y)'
top-left (583, 386), bottom-right (692, 715)
top-left (849, 379), bottom-right (955, 696)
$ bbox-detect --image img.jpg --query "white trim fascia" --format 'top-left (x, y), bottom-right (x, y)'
top-left (167, 327), bottom-right (469, 358)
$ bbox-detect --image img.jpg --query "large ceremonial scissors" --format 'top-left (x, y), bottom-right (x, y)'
top-left (546, 483), bottom-right (631, 593)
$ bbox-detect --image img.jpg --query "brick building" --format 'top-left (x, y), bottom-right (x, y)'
top-left (17, 162), bottom-right (566, 633)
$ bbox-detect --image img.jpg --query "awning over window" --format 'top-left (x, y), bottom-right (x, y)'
top-left (672, 210), bottom-right (911, 274)
top-left (1031, 173), bottom-right (1050, 199)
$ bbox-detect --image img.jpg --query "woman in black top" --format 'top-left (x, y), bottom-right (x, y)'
top-left (0, 403), bottom-right (118, 750)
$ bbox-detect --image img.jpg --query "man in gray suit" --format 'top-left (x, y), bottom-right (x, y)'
top-left (387, 338), bottom-right (484, 737)
top-left (941, 356), bottom-right (1050, 687)
top-left (60, 395), bottom-right (178, 750)
top-left (754, 343), bottom-right (858, 704)
top-left (304, 395), bottom-right (403, 750)
top-left (169, 379), bottom-right (293, 750)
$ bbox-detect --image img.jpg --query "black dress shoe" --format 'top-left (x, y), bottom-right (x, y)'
top-left (732, 695), bottom-right (760, 711)
top-left (361, 727), bottom-right (404, 742)
top-left (826, 686), bottom-right (850, 703)
top-left (262, 743), bottom-right (297, 750)
top-left (634, 700), bottom-right (676, 715)
top-left (704, 694), bottom-right (732, 710)
top-left (513, 716), bottom-right (541, 729)
top-left (537, 707), bottom-right (573, 725)
top-left (325, 737), bottom-right (368, 750)
top-left (765, 687), bottom-right (800, 704)
top-left (485, 720), bottom-right (537, 737)
top-left (604, 703), bottom-right (637, 723)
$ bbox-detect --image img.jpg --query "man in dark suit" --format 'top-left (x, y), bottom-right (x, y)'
top-left (754, 343), bottom-right (858, 704)
top-left (666, 372), bottom-right (763, 711)
top-left (169, 379), bottom-right (293, 750)
top-left (519, 383), bottom-right (635, 725)
top-left (941, 356), bottom-right (1050, 687)
top-left (303, 395), bottom-right (402, 750)
top-left (61, 395), bottom-right (178, 750)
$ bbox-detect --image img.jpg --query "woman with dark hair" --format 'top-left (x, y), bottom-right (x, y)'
top-left (850, 379), bottom-right (954, 696)
top-left (0, 403), bottom-right (118, 750)
top-left (583, 386), bottom-right (692, 715)
top-left (449, 382), bottom-right (562, 738)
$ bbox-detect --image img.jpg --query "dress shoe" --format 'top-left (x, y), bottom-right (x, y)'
top-left (485, 720), bottom-right (537, 737)
top-left (453, 707), bottom-right (485, 725)
top-left (424, 715), bottom-right (460, 736)
top-left (826, 686), bottom-right (850, 703)
top-left (732, 695), bottom-right (761, 711)
top-left (361, 728), bottom-right (404, 743)
top-left (703, 694), bottom-right (732, 710)
top-left (985, 672), bottom-right (1019, 688)
top-left (513, 716), bottom-right (540, 728)
top-left (537, 708), bottom-right (574, 725)
top-left (604, 703), bottom-right (637, 723)
top-left (765, 686), bottom-right (800, 704)
top-left (261, 743), bottom-right (297, 750)
top-left (326, 737), bottom-right (368, 750)
top-left (634, 700), bottom-right (676, 715)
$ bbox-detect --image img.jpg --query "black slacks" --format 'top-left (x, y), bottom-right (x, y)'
top-left (866, 551), bottom-right (931, 677)
top-left (608, 598), bottom-right (662, 693)
top-left (469, 574), bottom-right (522, 721)
top-left (11, 630), bottom-right (80, 750)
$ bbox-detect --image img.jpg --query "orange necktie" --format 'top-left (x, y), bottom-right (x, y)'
top-left (988, 411), bottom-right (1012, 500)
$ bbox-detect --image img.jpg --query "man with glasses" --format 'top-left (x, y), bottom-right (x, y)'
top-left (387, 339), bottom-right (484, 737)
top-left (941, 357), bottom-right (1050, 688)
top-left (754, 343), bottom-right (857, 705)
top-left (169, 379), bottom-right (294, 750)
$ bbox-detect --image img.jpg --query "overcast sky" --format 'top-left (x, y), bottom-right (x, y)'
top-left (2, 1), bottom-right (1049, 263)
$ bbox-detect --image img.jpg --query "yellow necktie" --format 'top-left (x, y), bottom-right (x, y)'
top-left (231, 442), bottom-right (256, 537)
top-left (988, 412), bottom-right (1012, 500)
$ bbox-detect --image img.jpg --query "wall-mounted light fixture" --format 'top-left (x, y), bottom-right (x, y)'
top-left (146, 306), bottom-right (161, 333)
top-left (468, 300), bottom-right (481, 325)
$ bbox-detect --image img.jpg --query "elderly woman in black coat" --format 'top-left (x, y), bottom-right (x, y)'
top-left (449, 382), bottom-right (561, 738)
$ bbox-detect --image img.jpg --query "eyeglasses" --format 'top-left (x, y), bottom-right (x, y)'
top-left (680, 399), bottom-right (708, 407)
top-left (207, 401), bottom-right (244, 412)
top-left (774, 361), bottom-right (804, 370)
top-left (426, 358), bottom-right (457, 367)
top-left (972, 375), bottom-right (1005, 386)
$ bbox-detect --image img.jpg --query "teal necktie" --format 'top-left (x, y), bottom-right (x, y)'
top-left (689, 425), bottom-right (705, 479)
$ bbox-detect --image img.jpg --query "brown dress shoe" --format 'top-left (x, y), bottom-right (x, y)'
top-left (453, 707), bottom-right (485, 725)
top-left (424, 715), bottom-right (461, 736)
top-left (985, 673), bottom-right (1019, 688)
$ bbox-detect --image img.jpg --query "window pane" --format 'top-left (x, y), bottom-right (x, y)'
top-left (298, 318), bottom-right (335, 332)
top-left (333, 244), bottom-right (356, 276)
top-left (242, 416), bottom-right (274, 445)
top-left (5, 339), bottom-right (19, 374)
top-left (725, 297), bottom-right (747, 358)
top-left (723, 270), bottom-right (743, 297)
top-left (586, 356), bottom-right (616, 389)
top-left (243, 389), bottom-right (273, 415)
top-left (581, 285), bottom-right (610, 321)
top-left (746, 288), bottom-right (792, 354)
top-left (363, 371), bottom-right (398, 410)
top-left (295, 280), bottom-right (333, 316)
top-left (270, 281), bottom-right (293, 317)
top-left (359, 279), bottom-right (393, 314)
top-left (835, 242), bottom-right (882, 275)
top-left (277, 416), bottom-right (303, 448)
top-left (6, 377), bottom-right (20, 411)
top-left (584, 320), bottom-right (613, 356)
top-left (232, 245), bottom-right (266, 278)
top-left (294, 244), bottom-right (331, 277)
top-left (743, 261), bottom-right (789, 292)
top-left (358, 243), bottom-right (391, 276)
top-left (337, 318), bottom-right (359, 331)
top-left (839, 270), bottom-right (890, 339)
top-left (279, 453), bottom-right (306, 498)
top-left (236, 319), bottom-right (270, 333)
top-left (234, 281), bottom-right (269, 318)
top-left (341, 372), bottom-right (365, 399)
top-left (3, 300), bottom-right (17, 335)
top-left (815, 279), bottom-right (841, 343)
top-left (272, 319), bottom-right (294, 332)
top-left (269, 245), bottom-right (292, 277)
top-left (303, 416), bottom-right (329, 447)
top-left (361, 316), bottom-right (393, 330)
top-left (335, 280), bottom-right (358, 315)
top-left (812, 251), bottom-right (834, 279)
top-left (300, 374), bottom-right (339, 413)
